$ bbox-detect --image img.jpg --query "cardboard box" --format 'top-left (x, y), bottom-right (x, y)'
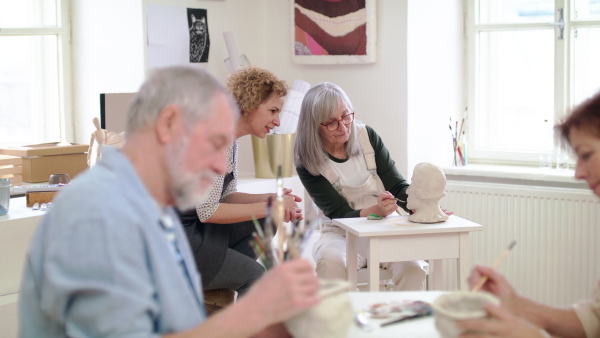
top-left (0, 143), bottom-right (88, 183)
top-left (0, 155), bottom-right (22, 166)
top-left (0, 155), bottom-right (23, 185)
top-left (26, 191), bottom-right (57, 207)
top-left (21, 153), bottom-right (88, 183)
top-left (0, 143), bottom-right (88, 157)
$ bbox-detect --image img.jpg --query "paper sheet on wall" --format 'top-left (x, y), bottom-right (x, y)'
top-left (275, 80), bottom-right (311, 134)
top-left (147, 5), bottom-right (210, 70)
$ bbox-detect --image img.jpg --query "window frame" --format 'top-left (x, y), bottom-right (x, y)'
top-left (0, 0), bottom-right (73, 145)
top-left (466, 0), bottom-right (600, 165)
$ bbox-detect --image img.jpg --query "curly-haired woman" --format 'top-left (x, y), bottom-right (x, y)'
top-left (178, 66), bottom-right (303, 298)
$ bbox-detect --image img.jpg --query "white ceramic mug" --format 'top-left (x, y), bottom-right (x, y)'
top-left (284, 279), bottom-right (353, 338)
top-left (432, 292), bottom-right (500, 338)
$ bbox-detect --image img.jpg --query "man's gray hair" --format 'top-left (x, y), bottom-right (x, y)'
top-left (126, 66), bottom-right (238, 134)
top-left (293, 82), bottom-right (360, 176)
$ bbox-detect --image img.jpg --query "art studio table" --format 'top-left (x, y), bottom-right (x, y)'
top-left (333, 215), bottom-right (483, 292)
top-left (348, 291), bottom-right (446, 337)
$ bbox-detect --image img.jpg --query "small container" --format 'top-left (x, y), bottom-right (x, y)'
top-left (49, 173), bottom-right (71, 185)
top-left (556, 138), bottom-right (570, 170)
top-left (539, 151), bottom-right (553, 169)
top-left (0, 178), bottom-right (10, 216)
top-left (460, 138), bottom-right (468, 166)
top-left (285, 280), bottom-right (353, 338)
top-left (432, 292), bottom-right (500, 338)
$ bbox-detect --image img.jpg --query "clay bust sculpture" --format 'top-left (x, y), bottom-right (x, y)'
top-left (87, 117), bottom-right (126, 166)
top-left (407, 162), bottom-right (448, 223)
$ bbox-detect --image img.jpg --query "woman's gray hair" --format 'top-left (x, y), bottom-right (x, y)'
top-left (126, 66), bottom-right (238, 134)
top-left (294, 82), bottom-right (360, 176)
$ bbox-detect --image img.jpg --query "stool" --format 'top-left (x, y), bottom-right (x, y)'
top-left (203, 288), bottom-right (236, 316)
top-left (356, 267), bottom-right (394, 291)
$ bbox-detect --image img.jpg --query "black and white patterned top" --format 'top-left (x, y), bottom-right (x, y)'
top-left (195, 139), bottom-right (238, 221)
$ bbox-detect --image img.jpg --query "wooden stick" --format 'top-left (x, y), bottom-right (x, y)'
top-left (471, 241), bottom-right (517, 292)
top-left (276, 166), bottom-right (285, 262)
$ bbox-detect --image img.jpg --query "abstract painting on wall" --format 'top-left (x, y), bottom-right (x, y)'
top-left (292, 0), bottom-right (376, 64)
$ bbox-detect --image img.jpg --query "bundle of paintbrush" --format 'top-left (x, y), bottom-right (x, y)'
top-left (250, 197), bottom-right (319, 268)
top-left (449, 107), bottom-right (468, 166)
top-left (250, 197), bottom-right (276, 268)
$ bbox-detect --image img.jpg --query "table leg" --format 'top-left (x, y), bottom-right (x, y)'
top-left (369, 238), bottom-right (380, 292)
top-left (346, 232), bottom-right (358, 291)
top-left (459, 232), bottom-right (470, 291)
top-left (429, 259), bottom-right (444, 290)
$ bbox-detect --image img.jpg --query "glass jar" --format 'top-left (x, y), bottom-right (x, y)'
top-left (0, 178), bottom-right (10, 216)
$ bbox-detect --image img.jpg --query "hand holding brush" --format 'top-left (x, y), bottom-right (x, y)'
top-left (471, 241), bottom-right (517, 292)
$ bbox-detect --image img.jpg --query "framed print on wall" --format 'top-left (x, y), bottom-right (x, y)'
top-left (292, 0), bottom-right (376, 64)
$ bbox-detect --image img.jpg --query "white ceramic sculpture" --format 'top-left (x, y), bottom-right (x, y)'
top-left (284, 279), bottom-right (353, 338)
top-left (432, 292), bottom-right (500, 338)
top-left (407, 162), bottom-right (448, 223)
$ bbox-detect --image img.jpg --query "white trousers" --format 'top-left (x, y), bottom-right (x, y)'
top-left (312, 226), bottom-right (427, 291)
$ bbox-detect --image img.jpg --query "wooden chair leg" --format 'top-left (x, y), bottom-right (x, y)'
top-left (203, 288), bottom-right (236, 316)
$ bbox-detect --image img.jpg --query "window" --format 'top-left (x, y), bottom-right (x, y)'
top-left (0, 0), bottom-right (71, 147)
top-left (467, 0), bottom-right (600, 165)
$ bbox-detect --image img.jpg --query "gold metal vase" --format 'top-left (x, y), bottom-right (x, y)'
top-left (251, 133), bottom-right (295, 178)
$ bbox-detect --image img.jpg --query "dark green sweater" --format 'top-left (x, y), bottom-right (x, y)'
top-left (296, 125), bottom-right (410, 219)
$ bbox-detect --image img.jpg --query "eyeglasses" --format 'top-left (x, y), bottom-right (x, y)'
top-left (321, 113), bottom-right (354, 132)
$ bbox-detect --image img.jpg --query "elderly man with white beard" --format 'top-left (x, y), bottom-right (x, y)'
top-left (18, 66), bottom-right (319, 338)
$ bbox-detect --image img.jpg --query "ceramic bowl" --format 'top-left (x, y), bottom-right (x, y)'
top-left (432, 292), bottom-right (500, 338)
top-left (49, 174), bottom-right (70, 185)
top-left (284, 279), bottom-right (353, 338)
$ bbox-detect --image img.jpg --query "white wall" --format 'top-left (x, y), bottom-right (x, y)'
top-left (71, 0), bottom-right (267, 145)
top-left (71, 0), bottom-right (145, 144)
top-left (142, 0), bottom-right (267, 81)
top-left (406, 0), bottom-right (464, 178)
top-left (71, 0), bottom-right (464, 180)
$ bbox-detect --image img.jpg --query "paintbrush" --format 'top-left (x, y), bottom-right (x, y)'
top-left (371, 194), bottom-right (405, 203)
top-left (458, 107), bottom-right (467, 139)
top-left (276, 165), bottom-right (285, 262)
top-left (471, 240), bottom-right (517, 292)
top-left (450, 119), bottom-right (458, 166)
top-left (252, 231), bottom-right (266, 254)
top-left (251, 216), bottom-right (265, 239)
top-left (455, 120), bottom-right (458, 139)
top-left (264, 197), bottom-right (274, 239)
top-left (370, 194), bottom-right (405, 215)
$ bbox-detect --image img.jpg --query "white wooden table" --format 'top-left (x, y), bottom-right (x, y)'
top-left (333, 215), bottom-right (483, 292)
top-left (0, 196), bottom-right (46, 338)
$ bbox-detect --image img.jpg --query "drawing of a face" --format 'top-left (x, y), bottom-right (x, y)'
top-left (192, 15), bottom-right (206, 36)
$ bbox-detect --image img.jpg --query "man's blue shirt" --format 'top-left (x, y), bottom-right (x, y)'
top-left (19, 147), bottom-right (206, 337)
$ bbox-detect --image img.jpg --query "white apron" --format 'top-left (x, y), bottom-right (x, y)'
top-left (317, 123), bottom-right (387, 269)
top-left (312, 124), bottom-right (427, 290)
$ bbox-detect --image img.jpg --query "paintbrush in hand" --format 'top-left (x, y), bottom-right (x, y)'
top-left (471, 240), bottom-right (517, 292)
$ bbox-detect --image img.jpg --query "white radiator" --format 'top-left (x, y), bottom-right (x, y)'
top-left (439, 181), bottom-right (600, 307)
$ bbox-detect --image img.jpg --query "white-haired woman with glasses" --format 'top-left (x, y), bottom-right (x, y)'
top-left (293, 82), bottom-right (428, 290)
